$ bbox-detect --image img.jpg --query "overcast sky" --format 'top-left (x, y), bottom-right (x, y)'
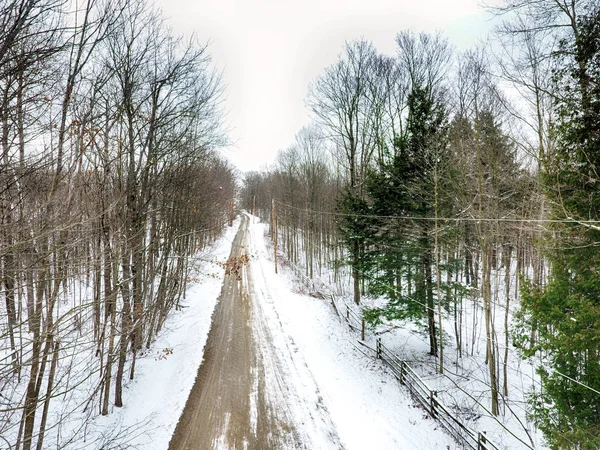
top-left (153, 0), bottom-right (496, 172)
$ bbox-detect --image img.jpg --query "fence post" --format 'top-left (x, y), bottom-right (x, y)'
top-left (376, 337), bottom-right (382, 359)
top-left (361, 318), bottom-right (365, 341)
top-left (399, 361), bottom-right (405, 384)
top-left (430, 390), bottom-right (437, 418)
top-left (478, 431), bottom-right (487, 450)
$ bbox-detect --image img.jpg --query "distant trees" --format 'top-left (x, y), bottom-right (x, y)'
top-left (0, 0), bottom-right (233, 448)
top-left (309, 31), bottom-right (456, 360)
top-left (450, 48), bottom-right (528, 415)
top-left (241, 126), bottom-right (340, 281)
top-left (364, 71), bottom-right (451, 361)
top-left (308, 40), bottom-right (381, 304)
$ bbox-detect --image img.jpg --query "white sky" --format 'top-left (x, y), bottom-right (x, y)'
top-left (153, 0), bottom-right (496, 172)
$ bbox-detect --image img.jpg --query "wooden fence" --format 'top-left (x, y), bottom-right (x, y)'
top-left (328, 293), bottom-right (503, 450)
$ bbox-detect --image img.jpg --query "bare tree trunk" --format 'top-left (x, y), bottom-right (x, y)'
top-left (102, 235), bottom-right (116, 416)
top-left (434, 163), bottom-right (444, 373)
top-left (115, 251), bottom-right (132, 408)
top-left (482, 245), bottom-right (499, 415)
top-left (35, 341), bottom-right (59, 450)
top-left (422, 231), bottom-right (438, 357)
top-left (22, 263), bottom-right (47, 450)
top-left (503, 245), bottom-right (512, 397)
top-left (353, 241), bottom-right (360, 305)
top-left (2, 232), bottom-right (18, 372)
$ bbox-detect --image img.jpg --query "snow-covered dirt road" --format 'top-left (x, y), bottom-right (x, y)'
top-left (168, 215), bottom-right (344, 450)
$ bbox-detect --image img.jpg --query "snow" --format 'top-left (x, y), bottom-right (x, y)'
top-left (74, 210), bottom-right (555, 450)
top-left (1, 204), bottom-right (554, 450)
top-left (268, 218), bottom-right (550, 449)
top-left (82, 213), bottom-right (460, 449)
top-left (357, 268), bottom-right (549, 449)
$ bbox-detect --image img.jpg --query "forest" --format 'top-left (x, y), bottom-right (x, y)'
top-left (241, 1), bottom-right (600, 449)
top-left (1, 0), bottom-right (599, 449)
top-left (0, 0), bottom-right (235, 448)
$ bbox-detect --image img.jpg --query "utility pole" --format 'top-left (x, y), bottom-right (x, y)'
top-left (272, 199), bottom-right (278, 274)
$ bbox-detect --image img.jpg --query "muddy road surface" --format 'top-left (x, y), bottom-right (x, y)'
top-left (168, 215), bottom-right (343, 450)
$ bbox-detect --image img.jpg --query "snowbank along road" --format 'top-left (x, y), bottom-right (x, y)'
top-left (168, 214), bottom-right (344, 450)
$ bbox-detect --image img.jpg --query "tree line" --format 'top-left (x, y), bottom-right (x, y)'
top-left (0, 0), bottom-right (234, 448)
top-left (242, 1), bottom-right (600, 448)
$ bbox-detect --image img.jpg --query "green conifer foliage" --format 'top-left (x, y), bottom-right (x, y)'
top-left (361, 84), bottom-right (450, 356)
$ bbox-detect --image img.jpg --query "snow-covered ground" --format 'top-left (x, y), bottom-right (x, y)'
top-left (83, 213), bottom-right (462, 449)
top-left (245, 214), bottom-right (456, 449)
top-left (364, 306), bottom-right (545, 449)
top-left (347, 269), bottom-right (549, 449)
top-left (72, 210), bottom-right (550, 450)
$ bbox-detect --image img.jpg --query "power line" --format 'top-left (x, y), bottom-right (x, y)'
top-left (554, 370), bottom-right (600, 396)
top-left (274, 200), bottom-right (600, 225)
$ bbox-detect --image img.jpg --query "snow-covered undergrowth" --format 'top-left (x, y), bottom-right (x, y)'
top-left (0, 220), bottom-right (239, 450)
top-left (271, 220), bottom-right (550, 450)
top-left (247, 214), bottom-right (456, 450)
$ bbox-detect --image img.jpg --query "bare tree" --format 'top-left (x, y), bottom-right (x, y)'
top-left (308, 39), bottom-right (381, 304)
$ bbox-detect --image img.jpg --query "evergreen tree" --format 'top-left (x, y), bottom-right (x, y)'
top-left (517, 8), bottom-right (600, 449)
top-left (363, 84), bottom-right (450, 356)
top-left (336, 189), bottom-right (375, 302)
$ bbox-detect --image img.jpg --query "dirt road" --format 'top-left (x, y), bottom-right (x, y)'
top-left (168, 215), bottom-right (343, 450)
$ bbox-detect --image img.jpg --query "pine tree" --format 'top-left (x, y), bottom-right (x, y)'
top-left (336, 189), bottom-right (375, 304)
top-left (363, 84), bottom-right (449, 357)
